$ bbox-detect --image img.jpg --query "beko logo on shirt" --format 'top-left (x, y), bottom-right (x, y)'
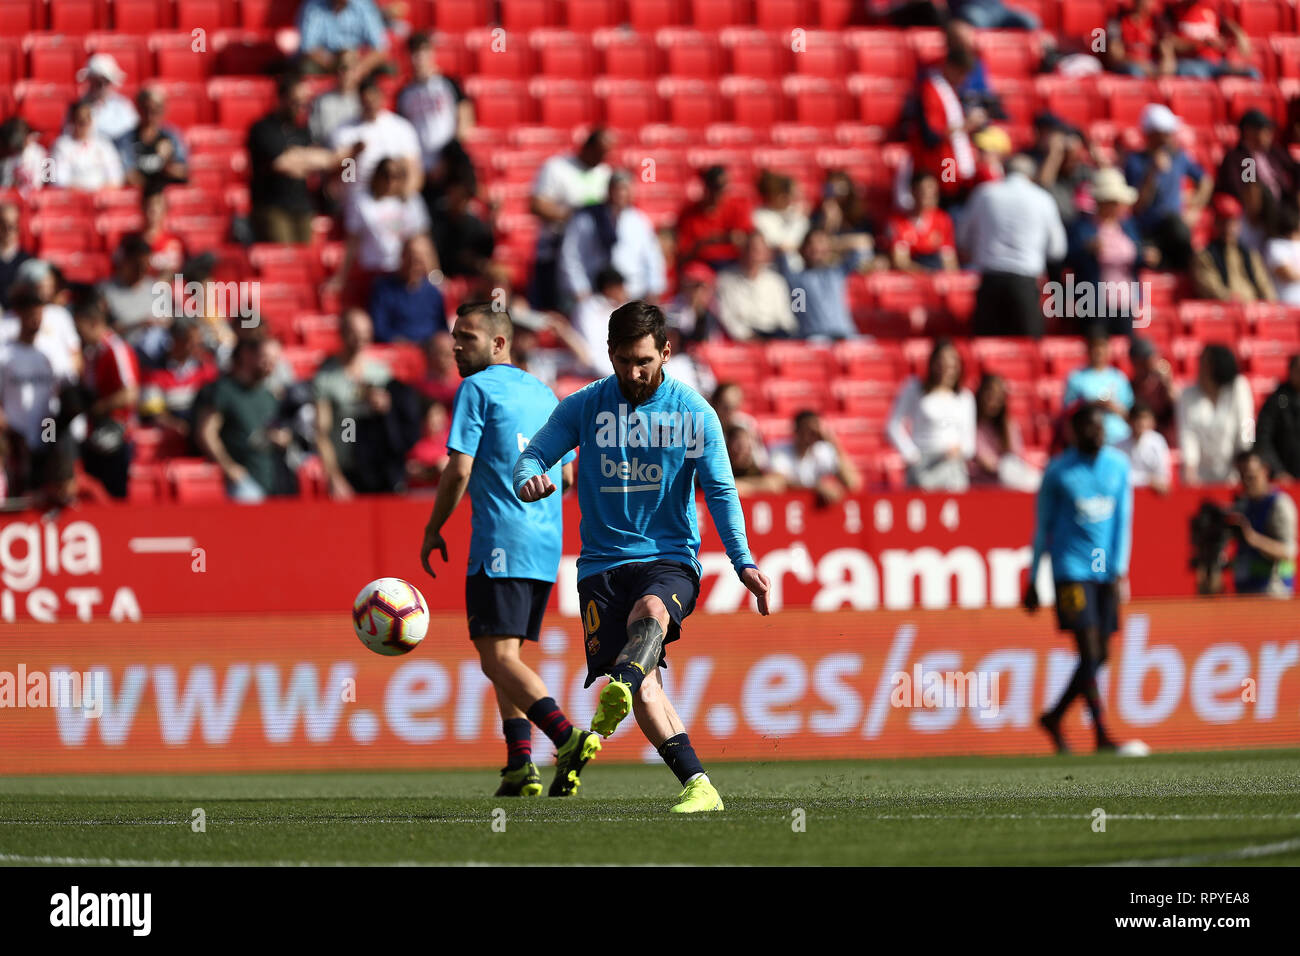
top-left (599, 454), bottom-right (663, 493)
top-left (1075, 495), bottom-right (1116, 523)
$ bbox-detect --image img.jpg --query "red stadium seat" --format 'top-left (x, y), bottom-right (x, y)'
top-left (847, 76), bottom-right (908, 130)
top-left (765, 341), bottom-right (835, 380)
top-left (831, 379), bottom-right (896, 417)
top-left (208, 77), bottom-right (275, 131)
top-left (1058, 0), bottom-right (1107, 36)
top-left (1036, 75), bottom-right (1102, 128)
top-left (1040, 336), bottom-right (1088, 376)
top-left (790, 30), bottom-right (849, 79)
top-left (175, 0), bottom-right (237, 30)
top-left (434, 0), bottom-right (493, 30)
top-left (49, 0), bottom-right (106, 34)
top-left (843, 29), bottom-right (917, 80)
top-left (1221, 78), bottom-right (1287, 126)
top-left (1159, 78), bottom-right (1225, 128)
top-left (151, 33), bottom-right (215, 80)
top-left (1241, 338), bottom-right (1296, 378)
top-left (465, 78), bottom-right (536, 127)
top-left (724, 76), bottom-right (785, 127)
top-left (0, 0), bottom-right (40, 37)
top-left (25, 33), bottom-right (80, 84)
top-left (975, 31), bottom-right (1043, 79)
top-left (15, 81), bottom-right (75, 134)
top-left (45, 250), bottom-right (110, 283)
top-left (833, 340), bottom-right (904, 381)
top-left (754, 0), bottom-right (808, 29)
top-left (597, 78), bottom-right (663, 130)
top-left (970, 338), bottom-right (1041, 381)
top-left (214, 30), bottom-right (283, 76)
top-left (690, 0), bottom-right (749, 29)
top-left (501, 0), bottom-right (560, 30)
top-left (721, 27), bottom-right (791, 78)
top-left (659, 77), bottom-right (724, 127)
top-left (115, 0), bottom-right (171, 31)
top-left (467, 27), bottom-right (535, 78)
top-left (1098, 76), bottom-right (1159, 127)
top-left (531, 30), bottom-right (597, 79)
top-left (239, 0), bottom-right (297, 29)
top-left (85, 34), bottom-right (150, 86)
top-left (128, 462), bottom-right (166, 503)
top-left (1232, 0), bottom-right (1293, 36)
top-left (530, 77), bottom-right (598, 127)
top-left (166, 459), bottom-right (227, 504)
top-left (0, 37), bottom-right (18, 86)
top-left (593, 28), bottom-right (661, 78)
top-left (564, 0), bottom-right (624, 30)
top-left (657, 27), bottom-right (723, 78)
top-left (1273, 36), bottom-right (1300, 78)
top-left (764, 378), bottom-right (832, 415)
top-left (696, 341), bottom-right (767, 390)
top-left (31, 212), bottom-right (99, 253)
top-left (628, 0), bottom-right (686, 31)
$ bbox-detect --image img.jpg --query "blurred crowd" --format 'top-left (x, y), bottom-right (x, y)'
top-left (3, 0), bottom-right (1300, 510)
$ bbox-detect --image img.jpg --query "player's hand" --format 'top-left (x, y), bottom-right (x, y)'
top-left (741, 566), bottom-right (772, 616)
top-left (517, 474), bottom-right (556, 502)
top-left (1022, 581), bottom-right (1040, 614)
top-left (1115, 576), bottom-right (1130, 603)
top-left (420, 525), bottom-right (448, 578)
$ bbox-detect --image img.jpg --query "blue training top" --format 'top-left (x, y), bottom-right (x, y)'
top-left (1030, 445), bottom-right (1134, 583)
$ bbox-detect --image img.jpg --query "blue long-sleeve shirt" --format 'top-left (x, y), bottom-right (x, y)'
top-left (1030, 446), bottom-right (1133, 583)
top-left (513, 373), bottom-right (756, 580)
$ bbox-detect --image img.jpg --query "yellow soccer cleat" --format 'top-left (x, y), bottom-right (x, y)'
top-left (549, 729), bottom-right (602, 796)
top-left (590, 679), bottom-right (633, 738)
top-left (669, 776), bottom-right (724, 813)
top-left (495, 762), bottom-right (543, 797)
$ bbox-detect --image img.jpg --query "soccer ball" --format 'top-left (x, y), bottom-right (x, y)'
top-left (352, 577), bottom-right (429, 656)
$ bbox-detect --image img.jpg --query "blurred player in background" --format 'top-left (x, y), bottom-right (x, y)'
top-left (419, 302), bottom-right (599, 798)
top-left (514, 301), bottom-right (771, 813)
top-left (1024, 403), bottom-right (1133, 753)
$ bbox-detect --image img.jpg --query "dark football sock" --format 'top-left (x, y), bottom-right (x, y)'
top-left (658, 733), bottom-right (705, 786)
top-left (503, 718), bottom-right (532, 770)
top-left (525, 697), bottom-right (574, 747)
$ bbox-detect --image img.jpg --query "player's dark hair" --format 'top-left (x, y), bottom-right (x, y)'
top-left (408, 31), bottom-right (432, 53)
top-left (975, 373), bottom-right (1011, 450)
top-left (1200, 343), bottom-right (1239, 388)
top-left (456, 300), bottom-right (513, 344)
top-left (608, 300), bottom-right (666, 352)
top-left (1070, 401), bottom-right (1105, 437)
top-left (923, 338), bottom-right (964, 394)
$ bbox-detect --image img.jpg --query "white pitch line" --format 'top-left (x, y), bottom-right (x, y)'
top-left (127, 536), bottom-right (196, 554)
top-left (1097, 835), bottom-right (1300, 867)
top-left (0, 853), bottom-right (724, 867)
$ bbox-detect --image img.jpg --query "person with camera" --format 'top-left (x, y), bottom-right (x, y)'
top-left (1227, 450), bottom-right (1297, 597)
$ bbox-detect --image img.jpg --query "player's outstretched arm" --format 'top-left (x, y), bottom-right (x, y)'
top-left (420, 451), bottom-right (473, 578)
top-left (513, 391), bottom-right (581, 502)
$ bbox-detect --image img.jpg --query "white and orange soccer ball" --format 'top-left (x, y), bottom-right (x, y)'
top-left (352, 577), bottom-right (429, 656)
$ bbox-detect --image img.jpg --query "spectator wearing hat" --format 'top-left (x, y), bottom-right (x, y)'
top-left (1192, 193), bottom-right (1276, 302)
top-left (118, 87), bottom-right (189, 193)
top-left (1067, 167), bottom-right (1156, 335)
top-left (886, 171), bottom-right (958, 273)
top-left (1176, 342), bottom-right (1255, 485)
top-left (665, 261), bottom-right (722, 345)
top-left (780, 227), bottom-right (865, 340)
top-left (676, 165), bottom-right (754, 271)
top-left (1255, 354), bottom-right (1300, 482)
top-left (1216, 109), bottom-right (1300, 242)
top-left (0, 201), bottom-right (32, 309)
top-left (1169, 0), bottom-right (1259, 79)
top-left (1123, 104), bottom-right (1213, 272)
top-left (297, 0), bottom-right (390, 78)
top-left (51, 99), bottom-right (124, 192)
top-left (1129, 336), bottom-right (1180, 445)
top-left (78, 54), bottom-right (138, 143)
top-left (958, 153), bottom-right (1067, 338)
top-left (559, 171), bottom-right (666, 305)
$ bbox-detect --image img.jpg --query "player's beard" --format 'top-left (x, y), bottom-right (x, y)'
top-left (617, 366), bottom-right (664, 405)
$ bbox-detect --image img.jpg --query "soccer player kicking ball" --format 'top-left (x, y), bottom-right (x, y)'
top-left (1023, 403), bottom-right (1133, 754)
top-left (420, 302), bottom-right (601, 798)
top-left (513, 301), bottom-right (772, 813)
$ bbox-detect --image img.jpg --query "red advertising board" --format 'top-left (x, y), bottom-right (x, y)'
top-left (0, 599), bottom-right (1295, 774)
top-left (0, 486), bottom-right (1250, 622)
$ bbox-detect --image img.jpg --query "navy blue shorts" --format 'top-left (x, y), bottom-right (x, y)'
top-left (465, 572), bottom-right (553, 642)
top-left (1053, 580), bottom-right (1119, 636)
top-left (575, 559), bottom-right (700, 687)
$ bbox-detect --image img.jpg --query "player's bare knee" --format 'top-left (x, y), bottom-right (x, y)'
top-left (629, 594), bottom-right (667, 626)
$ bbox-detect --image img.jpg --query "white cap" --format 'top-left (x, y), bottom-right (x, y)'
top-left (77, 53), bottom-right (126, 86)
top-left (1140, 103), bottom-right (1180, 135)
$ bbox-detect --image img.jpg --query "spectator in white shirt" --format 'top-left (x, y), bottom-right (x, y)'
top-left (78, 54), bottom-right (138, 143)
top-left (398, 31), bottom-right (475, 210)
top-left (1264, 202), bottom-right (1300, 306)
top-left (0, 117), bottom-right (48, 192)
top-left (887, 337), bottom-right (977, 490)
top-left (331, 157), bottom-right (430, 299)
top-left (715, 232), bottom-right (797, 340)
top-left (571, 266), bottom-right (626, 377)
top-left (52, 99), bottom-right (124, 192)
top-left (529, 129), bottom-right (613, 310)
top-left (770, 409), bottom-right (862, 504)
top-left (330, 72), bottom-right (423, 199)
top-left (309, 49), bottom-right (362, 146)
top-left (752, 170), bottom-right (809, 271)
top-left (1176, 343), bottom-right (1256, 485)
top-left (1117, 401), bottom-right (1172, 493)
top-left (560, 171), bottom-right (666, 305)
top-left (0, 261), bottom-right (82, 384)
top-left (0, 288), bottom-right (64, 499)
top-left (957, 153), bottom-right (1067, 337)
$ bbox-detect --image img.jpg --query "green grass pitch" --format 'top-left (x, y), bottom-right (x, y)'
top-left (2, 749), bottom-right (1298, 866)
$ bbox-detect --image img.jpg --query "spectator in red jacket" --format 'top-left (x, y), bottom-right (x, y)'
top-left (676, 165), bottom-right (753, 270)
top-left (887, 171), bottom-right (959, 272)
top-left (73, 292), bottom-right (139, 499)
top-left (910, 42), bottom-right (984, 207)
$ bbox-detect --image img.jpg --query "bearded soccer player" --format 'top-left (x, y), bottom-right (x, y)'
top-left (420, 302), bottom-right (600, 797)
top-left (1024, 403), bottom-right (1133, 753)
top-left (514, 300), bottom-right (772, 813)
